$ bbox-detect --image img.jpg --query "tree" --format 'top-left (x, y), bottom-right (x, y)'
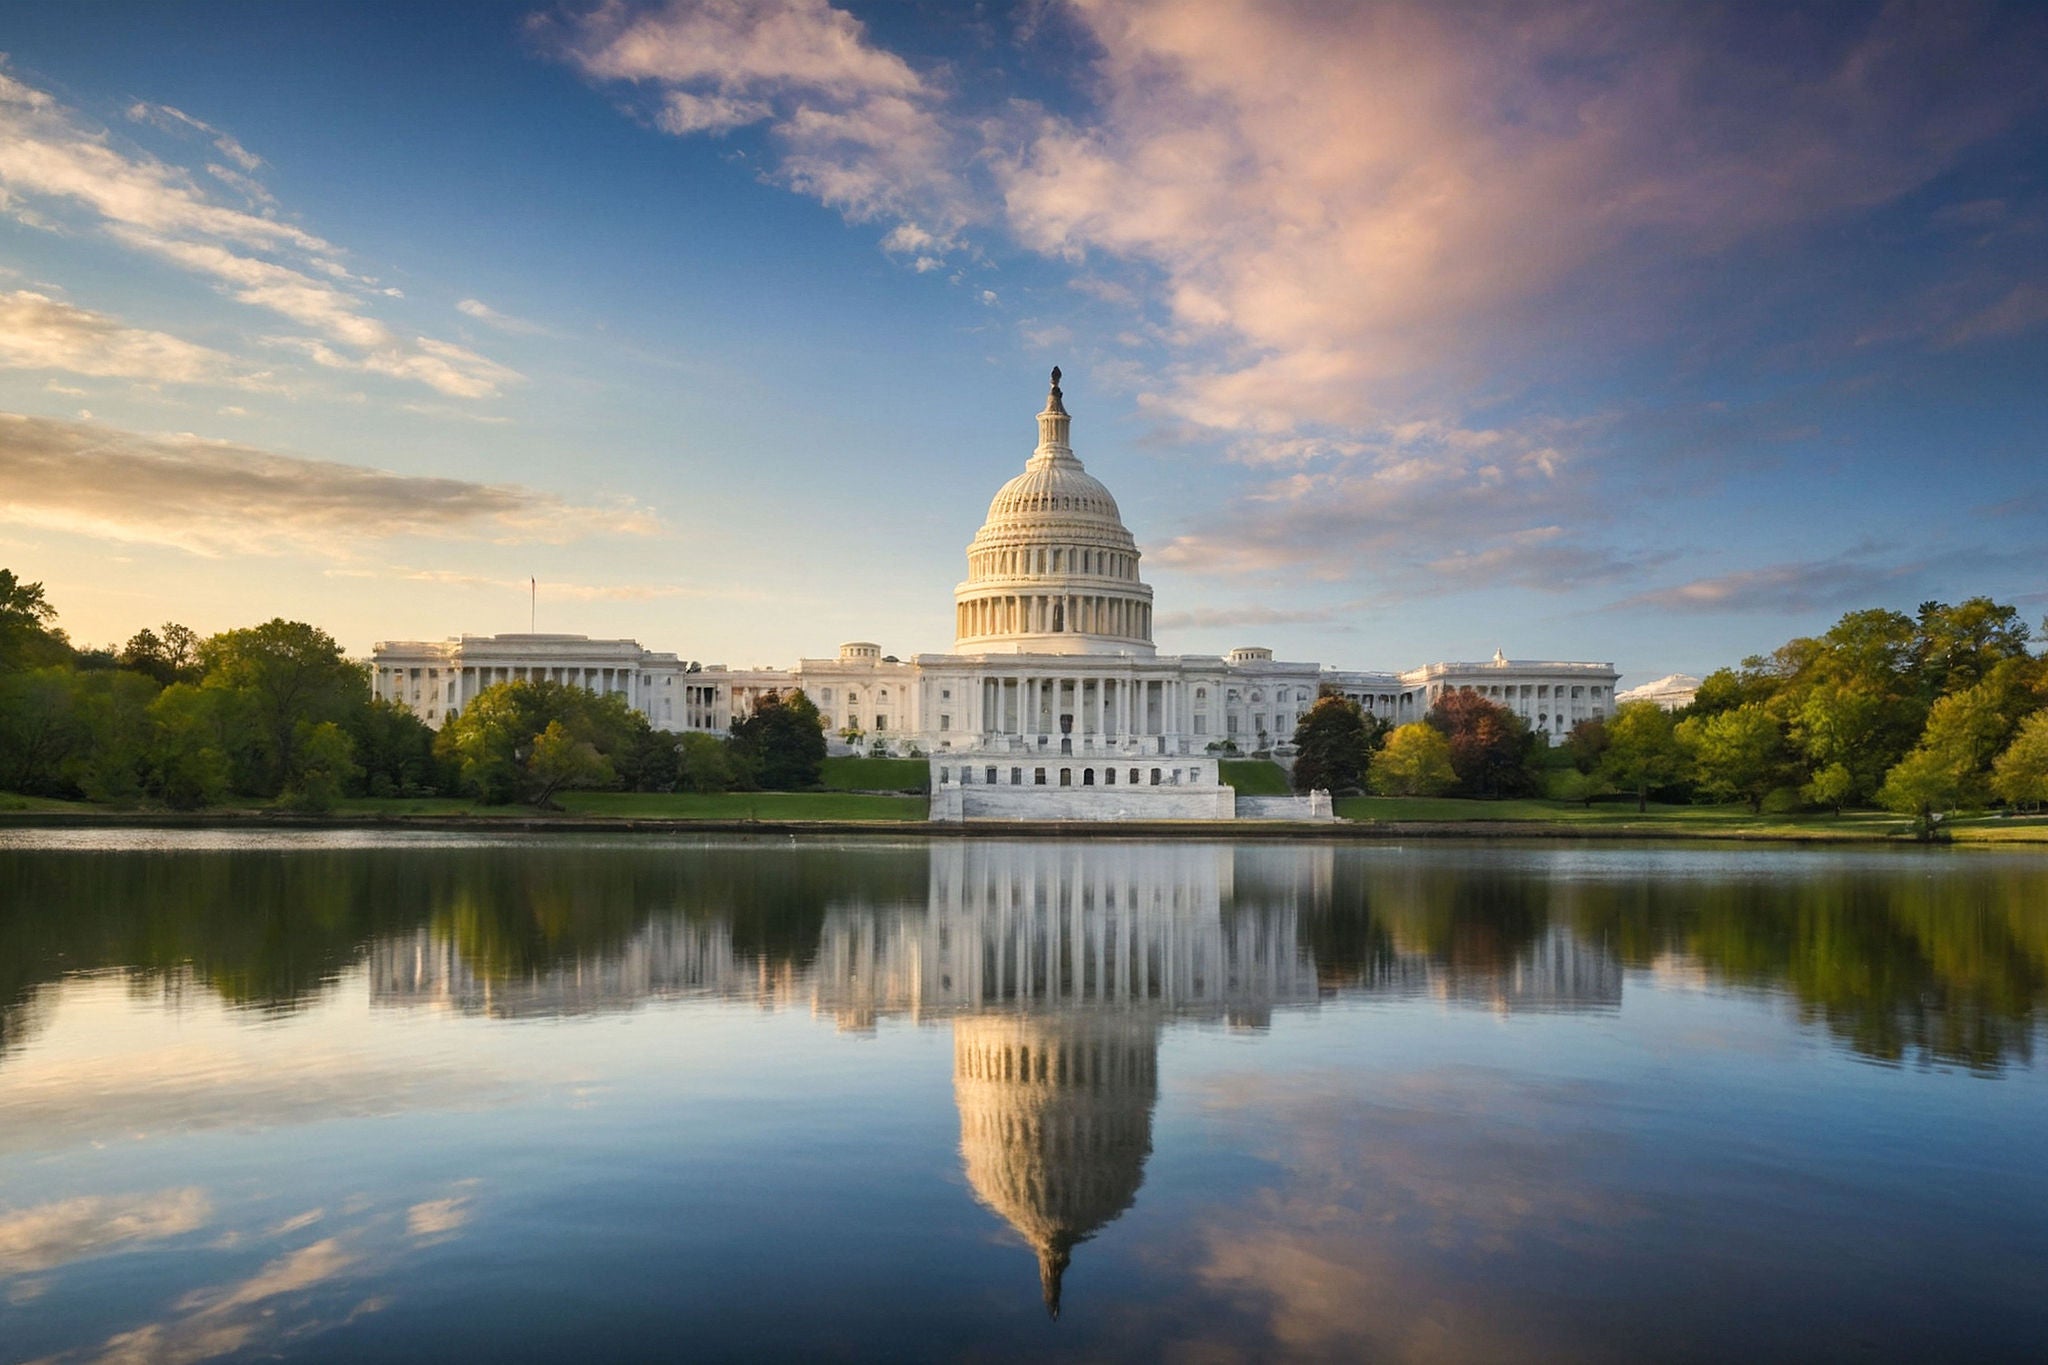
top-left (730, 689), bottom-right (826, 790)
top-left (1290, 689), bottom-right (1385, 794)
top-left (0, 569), bottom-right (71, 671)
top-left (1426, 689), bottom-right (1540, 797)
top-left (1598, 700), bottom-right (1686, 813)
top-left (525, 720), bottom-right (611, 810)
top-left (1369, 723), bottom-right (1457, 796)
top-left (348, 697), bottom-right (442, 797)
top-left (1677, 703), bottom-right (1787, 813)
top-left (1991, 712), bottom-right (2048, 810)
top-left (434, 680), bottom-right (644, 805)
top-left (283, 720), bottom-right (360, 813)
top-left (676, 732), bottom-right (737, 793)
top-left (146, 683), bottom-right (235, 809)
top-left (1878, 677), bottom-right (2018, 834)
top-left (1914, 597), bottom-right (2032, 699)
top-left (200, 620), bottom-right (368, 795)
top-left (1561, 716), bottom-right (1610, 773)
top-left (118, 623), bottom-right (202, 686)
top-left (1803, 761), bottom-right (1855, 816)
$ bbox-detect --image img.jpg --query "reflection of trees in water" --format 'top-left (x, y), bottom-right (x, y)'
top-left (0, 841), bottom-right (922, 1051)
top-left (1561, 863), bottom-right (2048, 1071)
top-left (2, 842), bottom-right (2045, 1071)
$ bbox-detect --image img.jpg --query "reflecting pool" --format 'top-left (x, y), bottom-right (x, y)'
top-left (2, 833), bottom-right (2046, 1362)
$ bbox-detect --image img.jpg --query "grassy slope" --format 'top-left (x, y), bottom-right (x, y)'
top-left (1334, 795), bottom-right (2048, 841)
top-left (817, 756), bottom-right (931, 792)
top-left (1220, 760), bottom-right (1292, 795)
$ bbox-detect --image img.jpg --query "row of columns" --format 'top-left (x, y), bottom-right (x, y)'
top-left (975, 674), bottom-right (1190, 741)
top-left (958, 593), bottom-right (1149, 640)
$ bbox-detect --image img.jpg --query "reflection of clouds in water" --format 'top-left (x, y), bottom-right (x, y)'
top-left (44, 1181), bottom-right (480, 1365)
top-left (0, 1188), bottom-right (211, 1276)
top-left (0, 1045), bottom-right (511, 1158)
top-left (406, 1196), bottom-right (471, 1239)
top-left (1181, 1071), bottom-right (1647, 1363)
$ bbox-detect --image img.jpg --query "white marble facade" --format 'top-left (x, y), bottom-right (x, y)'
top-left (370, 372), bottom-right (1620, 769)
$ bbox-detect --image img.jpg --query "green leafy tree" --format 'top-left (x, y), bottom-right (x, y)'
top-left (0, 667), bottom-right (89, 795)
top-left (1914, 597), bottom-right (2032, 700)
top-left (69, 668), bottom-right (160, 803)
top-left (348, 697), bottom-right (443, 797)
top-left (1991, 712), bottom-right (2048, 810)
top-left (1677, 702), bottom-right (1788, 813)
top-left (283, 720), bottom-right (360, 813)
top-left (1561, 716), bottom-right (1610, 774)
top-left (1879, 677), bottom-right (2019, 834)
top-left (146, 683), bottom-right (236, 809)
top-left (1549, 766), bottom-right (1614, 807)
top-left (1369, 722), bottom-right (1457, 796)
top-left (434, 680), bottom-right (644, 805)
top-left (676, 732), bottom-right (737, 793)
top-left (1426, 689), bottom-right (1540, 797)
top-left (1804, 761), bottom-right (1856, 816)
top-left (0, 569), bottom-right (72, 671)
top-left (118, 623), bottom-right (202, 686)
top-left (1599, 700), bottom-right (1687, 813)
top-left (525, 720), bottom-right (611, 810)
top-left (200, 620), bottom-right (368, 795)
top-left (730, 689), bottom-right (827, 790)
top-left (1290, 689), bottom-right (1385, 794)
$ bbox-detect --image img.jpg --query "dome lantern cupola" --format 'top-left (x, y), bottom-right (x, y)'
top-left (953, 369), bottom-right (1156, 657)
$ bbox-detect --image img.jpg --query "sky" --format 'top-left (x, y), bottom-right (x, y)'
top-left (0, 0), bottom-right (2043, 684)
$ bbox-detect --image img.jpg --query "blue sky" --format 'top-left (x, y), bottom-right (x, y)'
top-left (0, 0), bottom-right (2043, 683)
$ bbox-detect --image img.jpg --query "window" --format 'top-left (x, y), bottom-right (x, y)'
top-left (939, 714), bottom-right (951, 730)
top-left (875, 717), bottom-right (887, 731)
top-left (941, 689), bottom-right (951, 700)
top-left (1196, 687), bottom-right (1208, 700)
top-left (1129, 768), bottom-right (1140, 785)
top-left (1060, 769), bottom-right (1072, 786)
top-left (1105, 768), bottom-right (1116, 785)
top-left (820, 688), bottom-right (833, 703)
top-left (1034, 768), bottom-right (1047, 785)
top-left (1011, 767), bottom-right (1023, 785)
top-left (1150, 768), bottom-right (1162, 785)
top-left (987, 767), bottom-right (999, 785)
top-left (1194, 717), bottom-right (1208, 735)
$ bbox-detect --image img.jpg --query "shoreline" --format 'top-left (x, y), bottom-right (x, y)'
top-left (1, 808), bottom-right (2031, 845)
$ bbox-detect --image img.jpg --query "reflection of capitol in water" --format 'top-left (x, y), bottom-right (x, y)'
top-left (366, 843), bottom-right (1624, 1314)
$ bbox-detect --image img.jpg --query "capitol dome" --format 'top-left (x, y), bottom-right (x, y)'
top-left (954, 370), bottom-right (1156, 657)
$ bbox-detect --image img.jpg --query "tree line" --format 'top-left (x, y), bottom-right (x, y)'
top-left (0, 569), bottom-right (827, 810)
top-left (1287, 595), bottom-right (2048, 830)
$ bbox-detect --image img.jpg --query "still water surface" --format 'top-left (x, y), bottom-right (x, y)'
top-left (2, 832), bottom-right (2046, 1362)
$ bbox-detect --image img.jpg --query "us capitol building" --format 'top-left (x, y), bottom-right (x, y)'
top-left (372, 371), bottom-right (1618, 813)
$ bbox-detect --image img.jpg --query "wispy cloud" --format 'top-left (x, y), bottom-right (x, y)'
top-left (323, 566), bottom-right (736, 602)
top-left (0, 411), bottom-right (657, 556)
top-left (544, 0), bottom-right (974, 259)
top-left (456, 297), bottom-right (553, 337)
top-left (0, 68), bottom-right (518, 400)
top-left (1153, 605), bottom-right (1338, 632)
top-left (1608, 551), bottom-right (1931, 615)
top-left (0, 290), bottom-right (242, 384)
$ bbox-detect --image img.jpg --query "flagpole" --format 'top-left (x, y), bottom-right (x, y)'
top-left (530, 578), bottom-right (536, 633)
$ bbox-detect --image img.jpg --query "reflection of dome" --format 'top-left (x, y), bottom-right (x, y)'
top-left (954, 370), bottom-right (1156, 656)
top-left (954, 1014), bottom-right (1159, 1317)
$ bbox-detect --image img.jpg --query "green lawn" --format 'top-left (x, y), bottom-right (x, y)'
top-left (0, 792), bottom-right (97, 813)
top-left (817, 755), bottom-right (931, 792)
top-left (1329, 795), bottom-right (2048, 841)
top-left (1220, 759), bottom-right (1292, 795)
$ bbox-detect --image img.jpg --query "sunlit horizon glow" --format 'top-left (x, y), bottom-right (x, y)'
top-left (0, 1), bottom-right (2043, 680)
